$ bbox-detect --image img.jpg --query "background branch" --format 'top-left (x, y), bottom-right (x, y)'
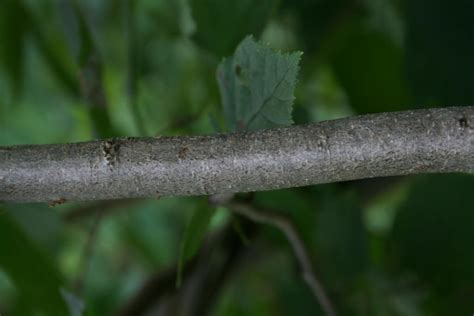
top-left (1, 107), bottom-right (473, 203)
top-left (223, 201), bottom-right (336, 316)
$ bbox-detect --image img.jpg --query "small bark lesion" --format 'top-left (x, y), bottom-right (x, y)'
top-left (316, 134), bottom-right (329, 150)
top-left (101, 139), bottom-right (120, 169)
top-left (178, 147), bottom-right (189, 159)
top-left (458, 117), bottom-right (469, 129)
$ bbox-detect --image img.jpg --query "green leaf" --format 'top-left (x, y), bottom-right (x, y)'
top-left (176, 203), bottom-right (215, 287)
top-left (0, 211), bottom-right (69, 315)
top-left (217, 36), bottom-right (302, 131)
top-left (190, 0), bottom-right (277, 56)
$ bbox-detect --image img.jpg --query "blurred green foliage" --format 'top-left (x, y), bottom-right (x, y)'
top-left (1, 0), bottom-right (473, 315)
top-left (177, 199), bottom-right (215, 287)
top-left (191, 0), bottom-right (277, 56)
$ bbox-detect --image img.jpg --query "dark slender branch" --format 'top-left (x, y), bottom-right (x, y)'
top-left (185, 218), bottom-right (256, 316)
top-left (1, 107), bottom-right (473, 202)
top-left (115, 259), bottom-right (196, 316)
top-left (224, 201), bottom-right (337, 316)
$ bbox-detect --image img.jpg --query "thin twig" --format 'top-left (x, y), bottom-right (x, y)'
top-left (224, 201), bottom-right (337, 316)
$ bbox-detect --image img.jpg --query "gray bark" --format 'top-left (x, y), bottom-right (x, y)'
top-left (1, 107), bottom-right (473, 203)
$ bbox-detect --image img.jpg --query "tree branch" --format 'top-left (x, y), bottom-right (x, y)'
top-left (1, 107), bottom-right (472, 203)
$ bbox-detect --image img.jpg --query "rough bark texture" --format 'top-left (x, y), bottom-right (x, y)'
top-left (1, 107), bottom-right (473, 203)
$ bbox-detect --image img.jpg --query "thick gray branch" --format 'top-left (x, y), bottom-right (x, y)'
top-left (1, 107), bottom-right (473, 203)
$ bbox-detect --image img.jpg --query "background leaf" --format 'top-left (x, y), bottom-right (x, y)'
top-left (0, 211), bottom-right (69, 315)
top-left (217, 36), bottom-right (302, 131)
top-left (314, 191), bottom-right (370, 289)
top-left (0, 0), bottom-right (29, 95)
top-left (390, 174), bottom-right (474, 315)
top-left (330, 20), bottom-right (411, 113)
top-left (190, 0), bottom-right (277, 56)
top-left (177, 202), bottom-right (215, 287)
top-left (404, 0), bottom-right (474, 106)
